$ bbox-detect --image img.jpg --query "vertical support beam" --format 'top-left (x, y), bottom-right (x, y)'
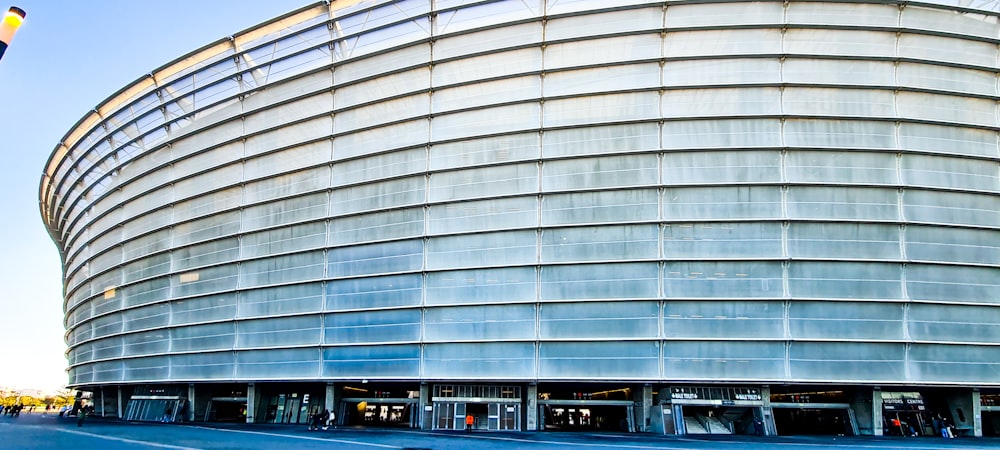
top-left (325, 382), bottom-right (336, 424)
top-left (634, 384), bottom-right (652, 432)
top-left (117, 386), bottom-right (123, 419)
top-left (525, 383), bottom-right (538, 431)
top-left (187, 384), bottom-right (196, 422)
top-left (246, 382), bottom-right (257, 424)
top-left (848, 387), bottom-right (876, 435)
top-left (973, 389), bottom-right (983, 437)
top-left (872, 387), bottom-right (883, 436)
top-left (760, 386), bottom-right (774, 436)
top-left (420, 383), bottom-right (432, 430)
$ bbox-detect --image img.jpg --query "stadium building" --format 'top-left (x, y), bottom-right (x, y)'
top-left (40, 0), bottom-right (1000, 436)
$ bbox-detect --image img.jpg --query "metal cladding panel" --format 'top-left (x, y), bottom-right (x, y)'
top-left (43, 0), bottom-right (1000, 387)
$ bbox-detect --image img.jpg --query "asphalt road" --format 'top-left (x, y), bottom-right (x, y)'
top-left (2, 412), bottom-right (1000, 449)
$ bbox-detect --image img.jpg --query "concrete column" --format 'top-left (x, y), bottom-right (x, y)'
top-left (188, 384), bottom-right (196, 422)
top-left (246, 383), bottom-right (257, 424)
top-left (525, 384), bottom-right (538, 431)
top-left (325, 382), bottom-right (336, 421)
top-left (420, 383), bottom-right (432, 430)
top-left (871, 388), bottom-right (883, 436)
top-left (759, 386), bottom-right (774, 436)
top-left (634, 384), bottom-right (653, 432)
top-left (973, 390), bottom-right (983, 437)
top-left (117, 387), bottom-right (123, 419)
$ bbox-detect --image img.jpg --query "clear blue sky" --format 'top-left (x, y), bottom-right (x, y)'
top-left (0, 0), bottom-right (310, 392)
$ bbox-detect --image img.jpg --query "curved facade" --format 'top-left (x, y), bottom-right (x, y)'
top-left (42, 0), bottom-right (1000, 435)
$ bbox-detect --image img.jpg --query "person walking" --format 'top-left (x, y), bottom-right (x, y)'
top-left (465, 414), bottom-right (474, 432)
top-left (77, 406), bottom-right (87, 427)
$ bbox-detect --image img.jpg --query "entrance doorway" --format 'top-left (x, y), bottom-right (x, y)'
top-left (541, 403), bottom-right (632, 431)
top-left (773, 408), bottom-right (854, 435)
top-left (433, 402), bottom-right (520, 431)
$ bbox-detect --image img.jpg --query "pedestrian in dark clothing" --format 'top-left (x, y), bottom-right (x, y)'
top-left (77, 407), bottom-right (87, 427)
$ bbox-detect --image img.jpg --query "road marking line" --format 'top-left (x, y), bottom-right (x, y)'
top-left (189, 426), bottom-right (400, 448)
top-left (54, 427), bottom-right (200, 449)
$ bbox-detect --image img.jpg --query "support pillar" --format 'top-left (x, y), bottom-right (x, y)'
top-left (634, 384), bottom-right (652, 432)
top-left (325, 382), bottom-right (337, 424)
top-left (525, 383), bottom-right (538, 431)
top-left (872, 387), bottom-right (883, 436)
top-left (420, 383), bottom-right (432, 430)
top-left (117, 387), bottom-right (123, 419)
top-left (760, 386), bottom-right (775, 436)
top-left (973, 389), bottom-right (983, 437)
top-left (187, 384), bottom-right (195, 422)
top-left (246, 383), bottom-right (257, 424)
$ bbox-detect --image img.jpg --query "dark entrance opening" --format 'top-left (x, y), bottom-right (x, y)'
top-left (773, 408), bottom-right (853, 436)
top-left (344, 400), bottom-right (413, 427)
top-left (543, 404), bottom-right (630, 431)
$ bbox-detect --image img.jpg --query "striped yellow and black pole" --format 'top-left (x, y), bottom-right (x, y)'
top-left (0, 6), bottom-right (26, 62)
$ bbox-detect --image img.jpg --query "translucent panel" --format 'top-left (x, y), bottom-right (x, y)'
top-left (788, 342), bottom-right (905, 381)
top-left (898, 33), bottom-right (997, 68)
top-left (171, 352), bottom-right (235, 380)
top-left (782, 59), bottom-right (895, 86)
top-left (329, 176), bottom-right (425, 215)
top-left (244, 93), bottom-right (333, 136)
top-left (907, 264), bottom-right (1000, 304)
top-left (547, 6), bottom-right (661, 40)
top-left (433, 21), bottom-right (539, 57)
top-left (897, 92), bottom-right (997, 127)
top-left (424, 304), bottom-right (535, 341)
top-left (243, 165), bottom-right (331, 203)
top-left (784, 119), bottom-right (896, 149)
top-left (237, 315), bottom-right (322, 348)
top-left (786, 150), bottom-right (897, 185)
top-left (432, 76), bottom-right (540, 113)
top-left (432, 103), bottom-right (540, 141)
top-left (664, 222), bottom-right (783, 259)
top-left (322, 344), bottom-right (419, 378)
top-left (122, 277), bottom-right (171, 307)
top-left (902, 5), bottom-right (1000, 39)
top-left (122, 356), bottom-right (169, 382)
top-left (540, 262), bottom-right (658, 300)
top-left (427, 197), bottom-right (536, 235)
top-left (789, 301), bottom-right (904, 340)
top-left (333, 148), bottom-right (426, 187)
top-left (544, 35), bottom-right (661, 69)
top-left (92, 360), bottom-right (123, 383)
top-left (170, 294), bottom-right (236, 325)
top-left (663, 150), bottom-right (781, 184)
top-left (664, 30), bottom-right (782, 57)
top-left (666, 1), bottom-right (782, 26)
top-left (785, 2), bottom-right (899, 27)
top-left (903, 190), bottom-right (998, 227)
top-left (328, 240), bottom-right (423, 277)
top-left (332, 120), bottom-right (428, 160)
top-left (906, 225), bottom-right (1000, 265)
top-left (662, 119), bottom-right (782, 149)
top-left (663, 87), bottom-right (781, 118)
top-left (323, 309), bottom-right (420, 344)
top-left (540, 301), bottom-right (657, 339)
top-left (908, 344), bottom-right (1000, 384)
top-left (542, 154), bottom-right (658, 191)
top-left (171, 322), bottom-right (236, 352)
top-left (426, 267), bottom-right (537, 306)
top-left (337, 68), bottom-right (427, 110)
top-left (91, 336), bottom-right (123, 361)
top-left (172, 265), bottom-right (238, 297)
top-left (122, 330), bottom-right (170, 356)
top-left (91, 313), bottom-right (124, 339)
top-left (123, 228), bottom-right (171, 261)
top-left (174, 164), bottom-right (241, 202)
top-left (238, 283), bottom-right (323, 318)
top-left (540, 341), bottom-right (658, 379)
top-left (122, 208), bottom-right (172, 241)
top-left (542, 124), bottom-right (658, 158)
top-left (784, 87), bottom-right (894, 118)
top-left (897, 63), bottom-right (996, 96)
top-left (898, 123), bottom-right (998, 157)
top-left (543, 64), bottom-right (659, 98)
top-left (427, 230), bottom-right (536, 270)
top-left (664, 186), bottom-right (782, 220)
top-left (788, 223), bottom-right (901, 260)
top-left (901, 154), bottom-right (1000, 192)
top-left (237, 348), bottom-right (319, 379)
top-left (173, 238), bottom-right (240, 271)
top-left (541, 225), bottom-right (658, 263)
top-left (664, 301), bottom-right (784, 339)
top-left (788, 261), bottom-right (902, 299)
top-left (123, 254), bottom-right (171, 283)
top-left (787, 187), bottom-right (898, 221)
top-left (337, 35), bottom-right (431, 81)
top-left (241, 193), bottom-right (328, 231)
top-left (326, 274), bottom-right (422, 311)
top-left (428, 163), bottom-right (537, 202)
top-left (173, 188), bottom-right (243, 223)
top-left (241, 222), bottom-right (327, 258)
top-left (245, 116), bottom-right (333, 158)
top-left (240, 251), bottom-right (325, 287)
top-left (663, 58), bottom-right (781, 87)
top-left (429, 133), bottom-right (539, 170)
top-left (664, 341), bottom-right (785, 380)
top-left (122, 303), bottom-right (170, 332)
top-left (432, 49), bottom-right (542, 87)
top-left (542, 189), bottom-right (659, 225)
top-left (543, 92), bottom-right (659, 127)
top-left (665, 261), bottom-right (783, 298)
top-left (172, 212), bottom-right (241, 247)
top-left (335, 94), bottom-right (429, 132)
top-left (329, 208), bottom-right (424, 244)
top-left (424, 342), bottom-right (535, 379)
top-left (784, 29), bottom-right (895, 57)
top-left (909, 303), bottom-right (1000, 344)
